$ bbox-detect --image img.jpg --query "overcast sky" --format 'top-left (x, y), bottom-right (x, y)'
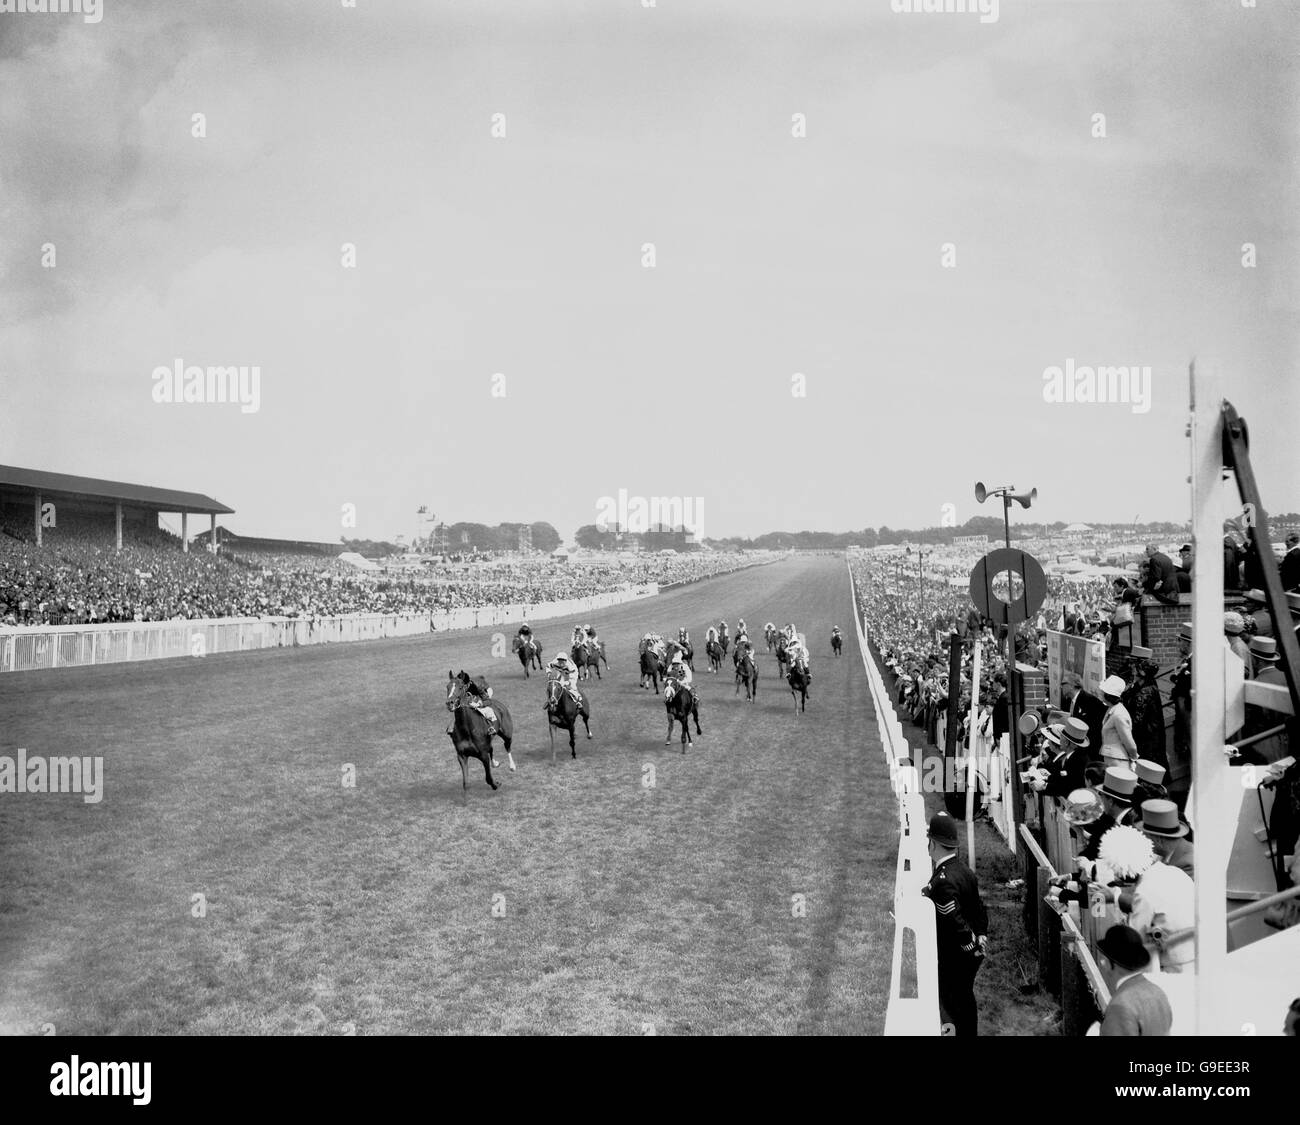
top-left (1, 0), bottom-right (1297, 543)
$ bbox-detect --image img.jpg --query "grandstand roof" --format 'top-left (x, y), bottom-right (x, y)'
top-left (0, 465), bottom-right (233, 514)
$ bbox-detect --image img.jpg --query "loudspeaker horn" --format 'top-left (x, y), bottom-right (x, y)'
top-left (1009, 487), bottom-right (1037, 509)
top-left (974, 481), bottom-right (987, 504)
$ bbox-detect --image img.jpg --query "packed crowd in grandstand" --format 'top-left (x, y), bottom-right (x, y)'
top-left (0, 526), bottom-right (766, 626)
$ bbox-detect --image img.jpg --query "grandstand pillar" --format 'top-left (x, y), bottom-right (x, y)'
top-left (182, 512), bottom-right (189, 553)
top-left (1189, 360), bottom-right (1230, 1034)
top-left (115, 502), bottom-right (122, 551)
top-left (34, 491), bottom-right (42, 547)
top-left (210, 514), bottom-right (217, 552)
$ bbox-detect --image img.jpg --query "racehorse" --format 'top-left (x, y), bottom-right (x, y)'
top-left (765, 624), bottom-right (778, 653)
top-left (640, 647), bottom-right (665, 692)
top-left (831, 632), bottom-right (842, 657)
top-left (545, 677), bottom-right (592, 759)
top-left (665, 682), bottom-right (702, 751)
top-left (705, 638), bottom-right (723, 673)
top-left (516, 637), bottom-right (543, 676)
top-left (735, 647), bottom-right (758, 702)
top-left (572, 641), bottom-right (606, 681)
top-left (775, 634), bottom-right (789, 679)
top-left (787, 663), bottom-right (810, 714)
top-left (446, 671), bottom-right (516, 791)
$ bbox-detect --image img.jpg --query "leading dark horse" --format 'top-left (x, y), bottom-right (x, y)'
top-left (787, 664), bottom-right (810, 714)
top-left (831, 632), bottom-right (843, 657)
top-left (735, 647), bottom-right (758, 702)
top-left (775, 634), bottom-right (789, 679)
top-left (517, 637), bottom-right (543, 677)
top-left (545, 678), bottom-right (593, 758)
top-left (705, 638), bottom-right (723, 673)
top-left (665, 683), bottom-right (702, 751)
top-left (445, 671), bottom-right (516, 791)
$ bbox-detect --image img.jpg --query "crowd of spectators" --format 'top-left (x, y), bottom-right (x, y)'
top-left (0, 529), bottom-right (769, 626)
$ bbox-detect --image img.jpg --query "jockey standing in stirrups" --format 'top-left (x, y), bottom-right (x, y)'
top-left (544, 651), bottom-right (582, 712)
top-left (718, 620), bottom-right (729, 648)
top-left (663, 648), bottom-right (693, 704)
top-left (571, 624), bottom-right (586, 653)
top-left (733, 620), bottom-right (750, 665)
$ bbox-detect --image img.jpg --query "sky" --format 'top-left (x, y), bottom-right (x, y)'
top-left (1, 0), bottom-right (1297, 544)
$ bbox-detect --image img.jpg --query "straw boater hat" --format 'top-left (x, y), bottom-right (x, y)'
top-left (1245, 589), bottom-right (1268, 605)
top-left (1138, 798), bottom-right (1188, 838)
top-left (1040, 723), bottom-right (1065, 749)
top-left (1134, 760), bottom-right (1166, 787)
top-left (1061, 717), bottom-right (1090, 748)
top-left (1018, 711), bottom-right (1041, 737)
top-left (1249, 636), bottom-right (1279, 663)
top-left (1178, 622), bottom-right (1193, 642)
top-left (1100, 675), bottom-right (1127, 701)
top-left (1100, 766), bottom-right (1138, 804)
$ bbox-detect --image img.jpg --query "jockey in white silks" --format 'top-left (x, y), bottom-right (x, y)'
top-left (706, 625), bottom-right (718, 644)
top-left (786, 626), bottom-right (810, 678)
top-left (663, 649), bottom-right (693, 703)
top-left (545, 652), bottom-right (582, 709)
top-left (571, 624), bottom-right (586, 652)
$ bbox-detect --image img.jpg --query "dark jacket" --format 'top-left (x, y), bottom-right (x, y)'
top-left (1044, 747), bottom-right (1089, 799)
top-left (923, 855), bottom-right (988, 962)
top-left (1143, 552), bottom-right (1180, 602)
top-left (1068, 688), bottom-right (1107, 757)
top-left (1281, 546), bottom-right (1300, 593)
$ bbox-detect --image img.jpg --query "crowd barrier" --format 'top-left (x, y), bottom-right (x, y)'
top-left (0, 585), bottom-right (658, 673)
top-left (847, 562), bottom-right (941, 1035)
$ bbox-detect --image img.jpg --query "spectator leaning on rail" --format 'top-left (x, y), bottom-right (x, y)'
top-left (1094, 824), bottom-right (1196, 974)
top-left (921, 813), bottom-right (987, 1037)
top-left (1095, 924), bottom-right (1171, 1037)
top-left (1141, 544), bottom-right (1181, 605)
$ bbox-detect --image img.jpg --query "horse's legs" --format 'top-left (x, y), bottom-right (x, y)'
top-left (483, 753), bottom-right (498, 789)
top-left (693, 703), bottom-right (702, 735)
top-left (581, 713), bottom-right (592, 739)
top-left (500, 732), bottom-right (516, 772)
top-left (569, 723), bottom-right (577, 758)
top-left (459, 751), bottom-right (469, 791)
top-left (665, 715), bottom-right (674, 746)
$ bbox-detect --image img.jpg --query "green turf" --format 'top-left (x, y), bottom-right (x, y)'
top-left (0, 556), bottom-right (904, 1035)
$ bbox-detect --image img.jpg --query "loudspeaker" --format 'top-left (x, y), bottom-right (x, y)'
top-left (1009, 487), bottom-right (1037, 509)
top-left (974, 481), bottom-right (987, 504)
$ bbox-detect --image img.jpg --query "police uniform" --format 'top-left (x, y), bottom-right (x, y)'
top-left (923, 817), bottom-right (988, 1037)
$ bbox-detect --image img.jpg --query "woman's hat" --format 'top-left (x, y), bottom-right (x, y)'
top-left (1101, 674), bottom-right (1127, 699)
top-left (1063, 788), bottom-right (1103, 825)
top-left (1223, 612), bottom-right (1245, 636)
top-left (1245, 589), bottom-right (1267, 604)
top-left (1100, 766), bottom-right (1138, 804)
top-left (1138, 798), bottom-right (1188, 838)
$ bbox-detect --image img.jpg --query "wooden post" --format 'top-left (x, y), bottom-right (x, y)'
top-left (1036, 866), bottom-right (1060, 996)
top-left (115, 501), bottom-right (122, 551)
top-left (1059, 936), bottom-right (1083, 1036)
top-left (182, 512), bottom-right (188, 552)
top-left (34, 491), bottom-right (42, 547)
top-left (210, 513), bottom-right (217, 552)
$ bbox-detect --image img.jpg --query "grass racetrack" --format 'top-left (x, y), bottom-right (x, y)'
top-left (0, 556), bottom-right (900, 1035)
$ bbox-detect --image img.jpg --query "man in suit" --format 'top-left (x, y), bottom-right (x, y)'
top-left (921, 813), bottom-right (987, 1036)
top-left (1282, 532), bottom-right (1300, 593)
top-left (1097, 925), bottom-right (1171, 1036)
top-left (1143, 544), bottom-right (1181, 605)
top-left (1078, 766), bottom-right (1139, 862)
top-left (1064, 673), bottom-right (1105, 758)
top-left (1043, 718), bottom-right (1090, 798)
top-left (1175, 544), bottom-right (1193, 593)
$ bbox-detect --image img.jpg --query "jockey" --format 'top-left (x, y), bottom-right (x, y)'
top-left (640, 631), bottom-right (664, 657)
top-left (787, 633), bottom-right (811, 680)
top-left (706, 625), bottom-right (718, 644)
top-left (448, 673), bottom-right (497, 733)
top-left (718, 620), bottom-right (729, 643)
top-left (517, 621), bottom-right (533, 643)
top-left (734, 632), bottom-right (753, 665)
top-left (663, 649), bottom-right (693, 703)
top-left (764, 622), bottom-right (776, 635)
top-left (571, 624), bottom-right (586, 652)
top-left (545, 652), bottom-right (582, 709)
top-left (737, 618), bottom-right (747, 638)
top-left (677, 626), bottom-right (691, 653)
top-left (584, 624), bottom-right (599, 650)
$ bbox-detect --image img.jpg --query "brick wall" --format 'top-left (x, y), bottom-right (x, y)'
top-left (1018, 664), bottom-right (1047, 711)
top-left (1139, 594), bottom-right (1192, 671)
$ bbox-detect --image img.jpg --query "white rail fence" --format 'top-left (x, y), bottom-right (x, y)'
top-left (846, 561), bottom-right (941, 1035)
top-left (0, 585), bottom-right (658, 673)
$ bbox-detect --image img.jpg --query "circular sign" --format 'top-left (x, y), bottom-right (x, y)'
top-left (969, 548), bottom-right (1047, 626)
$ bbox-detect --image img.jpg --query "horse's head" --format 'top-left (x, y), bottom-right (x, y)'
top-left (446, 670), bottom-right (468, 711)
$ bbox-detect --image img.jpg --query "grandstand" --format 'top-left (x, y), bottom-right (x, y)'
top-left (0, 464), bottom-right (231, 552)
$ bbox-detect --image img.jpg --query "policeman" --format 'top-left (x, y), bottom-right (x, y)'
top-left (922, 813), bottom-right (988, 1036)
